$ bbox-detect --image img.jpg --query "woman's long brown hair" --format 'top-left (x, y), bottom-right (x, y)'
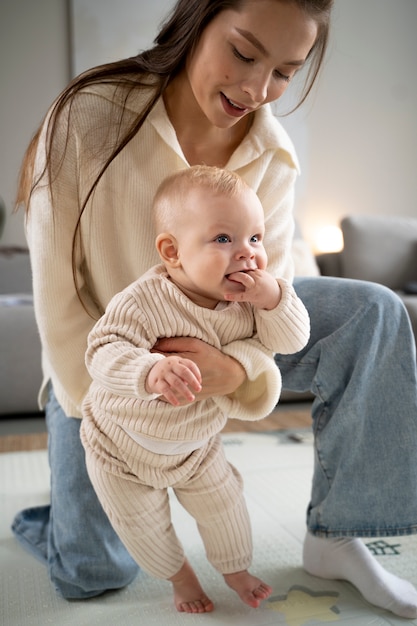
top-left (15, 0), bottom-right (333, 310)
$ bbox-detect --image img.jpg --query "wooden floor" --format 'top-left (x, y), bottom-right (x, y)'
top-left (222, 404), bottom-right (312, 433)
top-left (0, 403), bottom-right (312, 453)
top-left (0, 431), bottom-right (49, 453)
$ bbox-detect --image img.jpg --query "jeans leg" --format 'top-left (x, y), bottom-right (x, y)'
top-left (12, 384), bottom-right (138, 599)
top-left (276, 276), bottom-right (417, 537)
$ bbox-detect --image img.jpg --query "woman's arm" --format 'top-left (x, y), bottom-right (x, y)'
top-left (26, 92), bottom-right (121, 416)
top-left (26, 114), bottom-right (100, 416)
top-left (152, 337), bottom-right (246, 399)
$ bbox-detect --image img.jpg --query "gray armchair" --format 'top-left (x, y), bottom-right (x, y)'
top-left (0, 247), bottom-right (43, 415)
top-left (317, 215), bottom-right (417, 350)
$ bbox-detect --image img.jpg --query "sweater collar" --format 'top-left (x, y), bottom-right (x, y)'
top-left (148, 97), bottom-right (299, 173)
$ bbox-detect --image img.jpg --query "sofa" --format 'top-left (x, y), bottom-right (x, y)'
top-left (1, 214), bottom-right (416, 416)
top-left (317, 215), bottom-right (417, 350)
top-left (0, 247), bottom-right (43, 415)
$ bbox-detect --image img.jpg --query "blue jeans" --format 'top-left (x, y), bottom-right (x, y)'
top-left (276, 277), bottom-right (417, 537)
top-left (12, 384), bottom-right (138, 599)
top-left (12, 276), bottom-right (417, 598)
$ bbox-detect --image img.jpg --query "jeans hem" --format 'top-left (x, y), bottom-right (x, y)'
top-left (11, 506), bottom-right (49, 565)
top-left (307, 524), bottom-right (417, 538)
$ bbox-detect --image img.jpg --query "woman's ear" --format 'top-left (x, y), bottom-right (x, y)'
top-left (155, 233), bottom-right (181, 268)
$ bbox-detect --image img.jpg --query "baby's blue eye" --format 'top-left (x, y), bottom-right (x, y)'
top-left (216, 235), bottom-right (231, 244)
top-left (250, 235), bottom-right (260, 243)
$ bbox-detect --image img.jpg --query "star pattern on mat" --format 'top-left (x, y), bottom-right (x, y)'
top-left (267, 585), bottom-right (340, 626)
top-left (366, 539), bottom-right (401, 556)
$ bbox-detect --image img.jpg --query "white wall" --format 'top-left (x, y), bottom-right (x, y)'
top-left (70, 0), bottom-right (174, 76)
top-left (1, 0), bottom-right (416, 249)
top-left (283, 0), bottom-right (417, 249)
top-left (0, 0), bottom-right (70, 246)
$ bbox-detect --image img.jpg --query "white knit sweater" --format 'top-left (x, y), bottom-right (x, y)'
top-left (83, 265), bottom-right (309, 445)
top-left (26, 82), bottom-right (300, 417)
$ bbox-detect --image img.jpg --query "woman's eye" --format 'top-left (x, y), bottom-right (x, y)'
top-left (233, 44), bottom-right (290, 81)
top-left (232, 46), bottom-right (253, 64)
top-left (216, 235), bottom-right (231, 244)
top-left (274, 69), bottom-right (291, 82)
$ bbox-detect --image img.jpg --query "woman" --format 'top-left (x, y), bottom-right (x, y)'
top-left (13, 0), bottom-right (417, 617)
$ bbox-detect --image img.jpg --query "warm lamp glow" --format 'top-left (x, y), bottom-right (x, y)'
top-left (314, 225), bottom-right (344, 254)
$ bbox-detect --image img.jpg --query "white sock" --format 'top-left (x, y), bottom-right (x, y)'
top-left (302, 532), bottom-right (417, 618)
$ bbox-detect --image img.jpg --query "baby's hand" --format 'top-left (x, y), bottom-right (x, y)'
top-left (146, 356), bottom-right (202, 406)
top-left (224, 269), bottom-right (281, 310)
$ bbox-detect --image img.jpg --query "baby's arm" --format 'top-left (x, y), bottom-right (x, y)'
top-left (224, 269), bottom-right (281, 310)
top-left (254, 278), bottom-right (310, 354)
top-left (146, 356), bottom-right (202, 406)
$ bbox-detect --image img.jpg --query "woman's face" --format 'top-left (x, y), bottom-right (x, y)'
top-left (186, 0), bottom-right (318, 128)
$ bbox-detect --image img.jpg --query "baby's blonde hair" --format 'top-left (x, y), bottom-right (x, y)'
top-left (153, 165), bottom-right (250, 233)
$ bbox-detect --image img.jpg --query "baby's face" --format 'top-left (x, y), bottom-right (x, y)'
top-left (172, 185), bottom-right (268, 307)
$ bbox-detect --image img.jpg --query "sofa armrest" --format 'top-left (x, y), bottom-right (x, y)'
top-left (0, 247), bottom-right (32, 294)
top-left (340, 215), bottom-right (417, 290)
top-left (315, 252), bottom-right (343, 277)
top-left (0, 301), bottom-right (42, 414)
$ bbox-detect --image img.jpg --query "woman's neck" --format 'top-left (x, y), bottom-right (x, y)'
top-left (164, 73), bottom-right (251, 168)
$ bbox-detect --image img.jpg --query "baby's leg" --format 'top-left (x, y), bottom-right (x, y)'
top-left (169, 559), bottom-right (214, 613)
top-left (223, 571), bottom-right (272, 608)
top-left (176, 436), bottom-right (272, 608)
top-left (85, 454), bottom-right (214, 611)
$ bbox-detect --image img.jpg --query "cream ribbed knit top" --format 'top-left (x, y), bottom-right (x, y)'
top-left (83, 265), bottom-right (309, 443)
top-left (26, 82), bottom-right (300, 418)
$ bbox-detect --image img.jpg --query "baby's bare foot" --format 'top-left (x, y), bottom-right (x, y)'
top-left (170, 559), bottom-right (214, 614)
top-left (224, 570), bottom-right (272, 608)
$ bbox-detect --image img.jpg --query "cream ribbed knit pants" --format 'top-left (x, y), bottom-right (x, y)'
top-left (83, 431), bottom-right (253, 580)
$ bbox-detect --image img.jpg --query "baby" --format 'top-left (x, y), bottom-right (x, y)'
top-left (81, 165), bottom-right (310, 613)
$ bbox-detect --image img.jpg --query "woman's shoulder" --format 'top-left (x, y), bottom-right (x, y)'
top-left (251, 105), bottom-right (299, 171)
top-left (70, 78), bottom-right (155, 116)
top-left (46, 76), bottom-right (158, 152)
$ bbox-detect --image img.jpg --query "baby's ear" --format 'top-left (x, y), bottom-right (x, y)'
top-left (155, 233), bottom-right (181, 267)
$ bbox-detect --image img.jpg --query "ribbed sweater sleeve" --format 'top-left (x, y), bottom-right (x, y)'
top-left (221, 279), bottom-right (309, 420)
top-left (254, 278), bottom-right (310, 354)
top-left (86, 288), bottom-right (168, 401)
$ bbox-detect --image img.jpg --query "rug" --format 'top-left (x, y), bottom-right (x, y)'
top-left (1, 431), bottom-right (417, 626)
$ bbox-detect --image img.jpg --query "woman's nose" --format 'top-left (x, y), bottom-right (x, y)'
top-left (241, 71), bottom-right (269, 104)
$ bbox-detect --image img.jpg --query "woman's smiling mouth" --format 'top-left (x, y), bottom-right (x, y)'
top-left (221, 93), bottom-right (250, 117)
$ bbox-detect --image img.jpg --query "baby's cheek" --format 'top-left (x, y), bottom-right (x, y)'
top-left (257, 250), bottom-right (268, 269)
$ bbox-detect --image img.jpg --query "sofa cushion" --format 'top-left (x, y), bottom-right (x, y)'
top-left (340, 215), bottom-right (417, 290)
top-left (0, 247), bottom-right (32, 293)
top-left (0, 302), bottom-right (42, 414)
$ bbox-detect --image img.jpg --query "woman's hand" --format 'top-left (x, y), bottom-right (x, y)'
top-left (152, 337), bottom-right (246, 399)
